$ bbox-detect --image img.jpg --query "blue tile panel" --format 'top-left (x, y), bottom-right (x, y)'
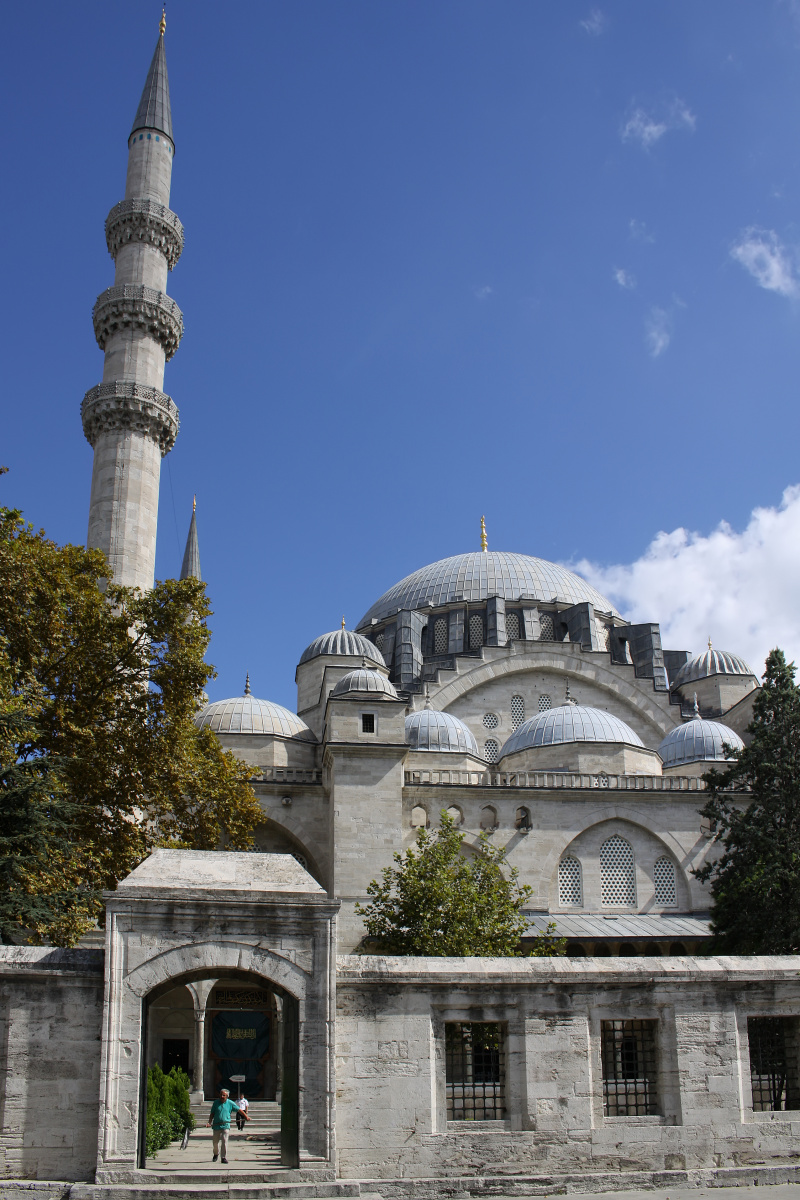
top-left (195, 695), bottom-right (317, 741)
top-left (357, 551), bottom-right (618, 628)
top-left (299, 629), bottom-right (385, 667)
top-left (405, 710), bottom-right (479, 755)
top-left (658, 718), bottom-right (743, 767)
top-left (671, 647), bottom-right (756, 690)
top-left (499, 704), bottom-right (643, 759)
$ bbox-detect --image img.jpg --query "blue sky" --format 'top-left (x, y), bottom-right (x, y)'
top-left (3, 1), bottom-right (800, 707)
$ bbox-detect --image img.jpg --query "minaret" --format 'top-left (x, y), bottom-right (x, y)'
top-left (81, 11), bottom-right (184, 590)
top-left (180, 497), bottom-right (201, 580)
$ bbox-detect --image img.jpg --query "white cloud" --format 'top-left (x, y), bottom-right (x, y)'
top-left (573, 485), bottom-right (800, 679)
top-left (580, 9), bottom-right (607, 35)
top-left (621, 99), bottom-right (696, 150)
top-left (730, 227), bottom-right (799, 298)
top-left (613, 267), bottom-right (636, 290)
top-left (629, 218), bottom-right (655, 244)
top-left (472, 285), bottom-right (493, 300)
top-left (645, 306), bottom-right (671, 356)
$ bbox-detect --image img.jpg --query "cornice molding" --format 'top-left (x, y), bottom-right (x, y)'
top-left (93, 285), bottom-right (184, 360)
top-left (81, 381), bottom-right (180, 456)
top-left (105, 198), bottom-right (185, 270)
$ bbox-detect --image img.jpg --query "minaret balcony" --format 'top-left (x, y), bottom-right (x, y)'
top-left (93, 285), bottom-right (184, 360)
top-left (81, 381), bottom-right (180, 456)
top-left (105, 198), bottom-right (184, 270)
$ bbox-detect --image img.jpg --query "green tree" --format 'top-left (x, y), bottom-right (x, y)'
top-left (695, 648), bottom-right (800, 953)
top-left (356, 810), bottom-right (565, 956)
top-left (0, 503), bottom-right (263, 946)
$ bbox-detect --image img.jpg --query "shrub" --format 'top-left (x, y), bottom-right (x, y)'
top-left (145, 1063), bottom-right (195, 1159)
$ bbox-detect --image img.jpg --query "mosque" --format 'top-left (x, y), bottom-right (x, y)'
top-left (8, 19), bottom-right (800, 1196)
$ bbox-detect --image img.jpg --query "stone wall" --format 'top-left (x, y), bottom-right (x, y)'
top-left (335, 955), bottom-right (800, 1182)
top-left (0, 948), bottom-right (103, 1183)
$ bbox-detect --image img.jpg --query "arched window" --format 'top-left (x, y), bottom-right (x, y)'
top-left (445, 805), bottom-right (463, 825)
top-left (653, 856), bottom-right (677, 906)
top-left (511, 695), bottom-right (525, 728)
top-left (539, 612), bottom-right (555, 641)
top-left (515, 806), bottom-right (531, 831)
top-left (411, 805), bottom-right (428, 828)
top-left (618, 943), bottom-right (638, 957)
top-left (600, 835), bottom-right (636, 906)
top-left (538, 694), bottom-right (552, 712)
top-left (374, 631), bottom-right (384, 653)
top-left (480, 805), bottom-right (498, 831)
top-left (434, 617), bottom-right (448, 654)
top-left (469, 612), bottom-right (484, 649)
top-left (484, 739), bottom-right (499, 764)
top-left (558, 857), bottom-right (583, 906)
top-left (669, 942), bottom-right (687, 956)
top-left (506, 611), bottom-right (520, 641)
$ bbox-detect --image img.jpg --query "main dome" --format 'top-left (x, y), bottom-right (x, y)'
top-left (357, 551), bottom-right (618, 628)
top-left (499, 704), bottom-right (643, 759)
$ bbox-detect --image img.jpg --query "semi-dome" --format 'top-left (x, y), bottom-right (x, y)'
top-left (658, 716), bottom-right (743, 768)
top-left (405, 709), bottom-right (479, 755)
top-left (671, 644), bottom-right (756, 690)
top-left (499, 703), bottom-right (643, 760)
top-left (299, 628), bottom-right (385, 667)
top-left (357, 550), bottom-right (619, 628)
top-left (196, 683), bottom-right (316, 742)
top-left (331, 668), bottom-right (398, 699)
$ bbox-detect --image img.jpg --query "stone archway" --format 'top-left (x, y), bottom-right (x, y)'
top-left (95, 850), bottom-right (338, 1184)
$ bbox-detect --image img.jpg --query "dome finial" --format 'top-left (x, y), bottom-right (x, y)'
top-left (693, 692), bottom-right (700, 719)
top-left (341, 615), bottom-right (346, 630)
top-left (244, 673), bottom-right (251, 696)
top-left (160, 7), bottom-right (166, 36)
top-left (480, 515), bottom-right (488, 552)
top-left (564, 679), bottom-right (577, 706)
top-left (708, 635), bottom-right (713, 652)
top-left (424, 683), bottom-right (432, 709)
top-left (192, 493), bottom-right (196, 514)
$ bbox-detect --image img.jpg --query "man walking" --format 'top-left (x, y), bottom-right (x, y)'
top-left (207, 1087), bottom-right (249, 1163)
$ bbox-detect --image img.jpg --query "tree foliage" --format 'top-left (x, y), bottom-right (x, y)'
top-left (356, 810), bottom-right (565, 956)
top-left (0, 502), bottom-right (263, 946)
top-left (145, 1064), bottom-right (195, 1158)
top-left (695, 648), bottom-right (800, 953)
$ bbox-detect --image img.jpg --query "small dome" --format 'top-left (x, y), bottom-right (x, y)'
top-left (658, 717), bottom-right (743, 767)
top-left (671, 645), bottom-right (756, 690)
top-left (499, 703), bottom-right (643, 760)
top-left (330, 668), bottom-right (398, 699)
top-left (299, 629), bottom-right (385, 667)
top-left (195, 688), bottom-right (316, 741)
top-left (406, 709), bottom-right (479, 755)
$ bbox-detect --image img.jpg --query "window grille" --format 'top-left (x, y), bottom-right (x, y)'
top-left (483, 712), bottom-right (499, 729)
top-left (558, 857), bottom-right (582, 906)
top-left (653, 857), bottom-right (677, 906)
top-left (361, 713), bottom-right (375, 734)
top-left (748, 1017), bottom-right (800, 1111)
top-left (374, 631), bottom-right (384, 652)
top-left (538, 694), bottom-right (552, 712)
top-left (600, 835), bottom-right (636, 906)
top-left (506, 611), bottom-right (520, 641)
top-left (434, 617), bottom-right (448, 654)
top-left (292, 852), bottom-right (308, 870)
top-left (539, 612), bottom-right (555, 641)
top-left (484, 739), bottom-right (499, 764)
top-left (469, 613), bottom-right (484, 649)
top-left (601, 1020), bottom-right (659, 1116)
top-left (445, 1022), bottom-right (506, 1120)
top-left (511, 695), bottom-right (525, 728)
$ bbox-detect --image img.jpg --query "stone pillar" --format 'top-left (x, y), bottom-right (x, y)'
top-left (186, 978), bottom-right (217, 1102)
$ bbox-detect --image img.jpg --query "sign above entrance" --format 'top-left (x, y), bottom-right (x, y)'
top-left (213, 987), bottom-right (271, 1008)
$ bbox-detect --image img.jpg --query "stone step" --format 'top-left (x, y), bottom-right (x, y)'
top-left (71, 1182), bottom-right (360, 1200)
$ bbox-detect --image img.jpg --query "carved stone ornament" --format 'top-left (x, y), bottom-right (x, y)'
top-left (93, 285), bottom-right (184, 360)
top-left (81, 381), bottom-right (180, 456)
top-left (105, 199), bottom-right (185, 270)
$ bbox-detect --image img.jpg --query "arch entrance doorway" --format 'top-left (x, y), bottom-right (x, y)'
top-left (96, 850), bottom-right (338, 1184)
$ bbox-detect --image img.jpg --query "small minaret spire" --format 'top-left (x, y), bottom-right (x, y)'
top-left (480, 515), bottom-right (488, 552)
top-left (244, 673), bottom-right (251, 696)
top-left (180, 498), bottom-right (201, 580)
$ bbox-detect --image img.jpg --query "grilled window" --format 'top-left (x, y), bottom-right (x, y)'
top-left (653, 856), bottom-right (677, 906)
top-left (469, 613), bottom-right (484, 649)
top-left (748, 1017), bottom-right (800, 1111)
top-left (506, 611), bottom-right (520, 641)
top-left (374, 631), bottom-right (384, 652)
top-left (600, 835), bottom-right (636, 907)
top-left (483, 712), bottom-right (499, 729)
top-left (538, 694), bottom-right (552, 712)
top-left (445, 1022), bottom-right (506, 1121)
top-left (511, 695), bottom-right (525, 728)
top-left (484, 738), bottom-right (499, 764)
top-left (601, 1020), bottom-right (659, 1116)
top-left (361, 713), bottom-right (375, 733)
top-left (434, 617), bottom-right (448, 654)
top-left (558, 856), bottom-right (583, 906)
top-left (539, 612), bottom-right (555, 641)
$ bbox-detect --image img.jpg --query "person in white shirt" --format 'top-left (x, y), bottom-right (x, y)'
top-left (235, 1093), bottom-right (249, 1130)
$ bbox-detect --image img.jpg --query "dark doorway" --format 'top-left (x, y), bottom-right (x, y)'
top-left (162, 1038), bottom-right (190, 1075)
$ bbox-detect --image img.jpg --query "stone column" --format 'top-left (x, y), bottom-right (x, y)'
top-left (186, 979), bottom-right (217, 1103)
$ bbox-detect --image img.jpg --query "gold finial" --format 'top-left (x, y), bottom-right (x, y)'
top-left (192, 494), bottom-right (196, 514)
top-left (480, 515), bottom-right (488, 552)
top-left (341, 616), bottom-right (346, 630)
top-left (159, 8), bottom-right (166, 36)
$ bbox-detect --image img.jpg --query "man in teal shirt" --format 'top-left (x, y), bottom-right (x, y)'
top-left (206, 1087), bottom-right (249, 1162)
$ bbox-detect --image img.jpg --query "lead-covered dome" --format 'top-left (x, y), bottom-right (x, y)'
top-left (671, 646), bottom-right (756, 690)
top-left (330, 668), bottom-right (398, 699)
top-left (299, 629), bottom-right (385, 667)
top-left (499, 704), bottom-right (643, 759)
top-left (405, 709), bottom-right (479, 754)
top-left (195, 692), bottom-right (316, 741)
top-left (357, 550), bottom-right (619, 627)
top-left (658, 717), bottom-right (743, 767)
